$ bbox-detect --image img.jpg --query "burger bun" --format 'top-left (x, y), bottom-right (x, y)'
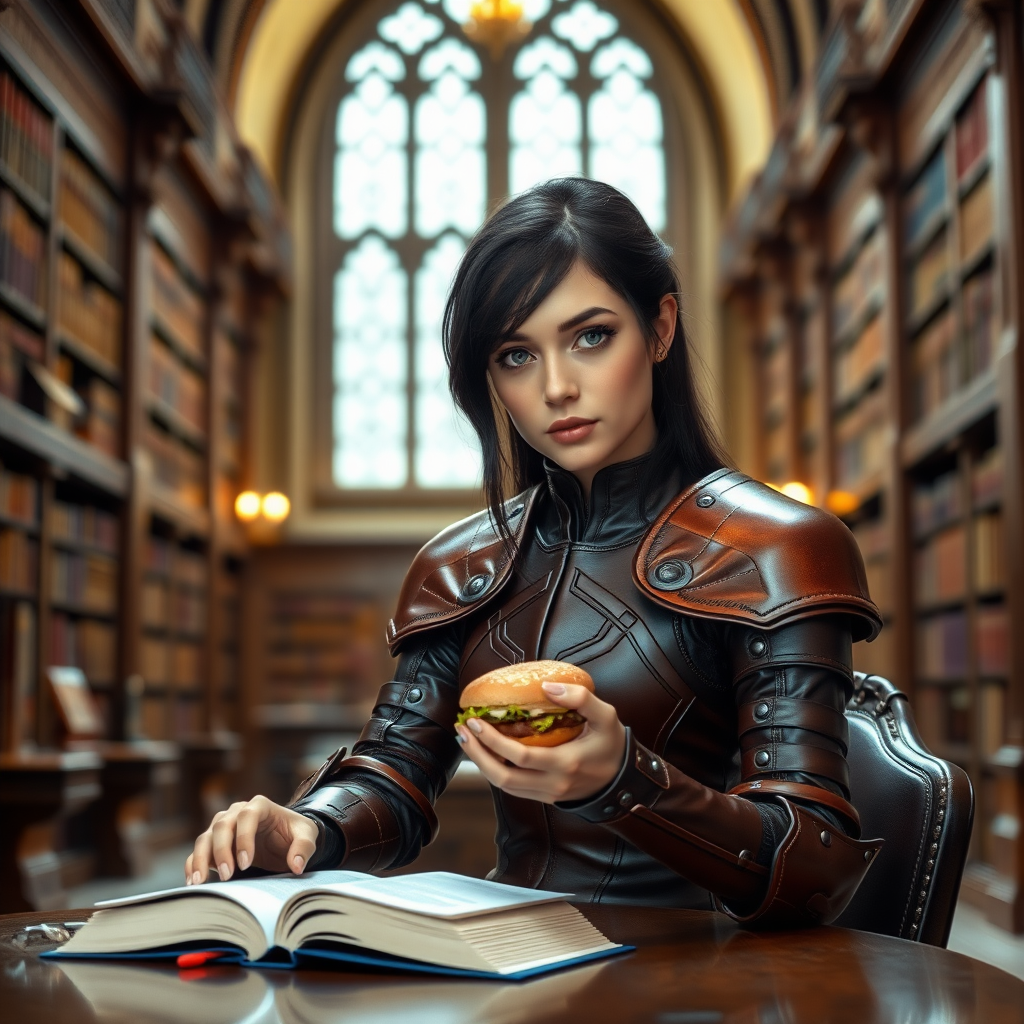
top-left (459, 659), bottom-right (594, 711)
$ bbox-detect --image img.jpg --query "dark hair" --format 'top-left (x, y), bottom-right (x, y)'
top-left (443, 177), bottom-right (728, 539)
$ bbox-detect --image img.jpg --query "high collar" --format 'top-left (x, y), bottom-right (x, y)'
top-left (536, 450), bottom-right (684, 547)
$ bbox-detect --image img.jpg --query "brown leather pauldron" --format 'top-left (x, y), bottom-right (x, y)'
top-left (387, 468), bottom-right (882, 654)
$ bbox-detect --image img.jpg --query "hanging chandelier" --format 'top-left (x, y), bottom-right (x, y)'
top-left (462, 0), bottom-right (533, 60)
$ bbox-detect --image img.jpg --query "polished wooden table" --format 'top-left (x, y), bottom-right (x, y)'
top-left (2, 905), bottom-right (1022, 1022)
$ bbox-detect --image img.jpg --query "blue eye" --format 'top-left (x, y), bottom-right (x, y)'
top-left (577, 326), bottom-right (613, 349)
top-left (499, 348), bottom-right (532, 368)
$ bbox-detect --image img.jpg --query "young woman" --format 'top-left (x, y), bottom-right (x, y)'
top-left (186, 179), bottom-right (882, 927)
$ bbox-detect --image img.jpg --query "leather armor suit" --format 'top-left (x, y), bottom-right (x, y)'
top-left (292, 454), bottom-right (884, 928)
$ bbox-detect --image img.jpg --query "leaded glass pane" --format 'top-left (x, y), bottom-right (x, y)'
top-left (433, 0), bottom-right (552, 20)
top-left (380, 1), bottom-right (444, 54)
top-left (552, 0), bottom-right (617, 51)
top-left (335, 49), bottom-right (408, 240)
top-left (415, 233), bottom-right (482, 486)
top-left (333, 236), bottom-right (408, 487)
top-left (510, 37), bottom-right (581, 195)
top-left (415, 39), bottom-right (486, 236)
top-left (589, 38), bottom-right (665, 231)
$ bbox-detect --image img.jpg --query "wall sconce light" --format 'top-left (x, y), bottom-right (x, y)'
top-left (826, 490), bottom-right (860, 516)
top-left (779, 481), bottom-right (813, 505)
top-left (235, 490), bottom-right (291, 524)
top-left (462, 0), bottom-right (532, 60)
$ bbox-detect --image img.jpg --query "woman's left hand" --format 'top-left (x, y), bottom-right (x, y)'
top-left (455, 682), bottom-right (627, 803)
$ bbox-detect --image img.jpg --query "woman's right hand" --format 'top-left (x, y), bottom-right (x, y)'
top-left (184, 795), bottom-right (319, 884)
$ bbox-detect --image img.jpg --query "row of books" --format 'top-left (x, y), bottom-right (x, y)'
top-left (142, 418), bottom-right (206, 509)
top-left (972, 445), bottom-right (1002, 506)
top-left (832, 228), bottom-right (884, 341)
top-left (917, 610), bottom-right (968, 680)
top-left (149, 335), bottom-right (206, 434)
top-left (141, 578), bottom-right (207, 634)
top-left (914, 685), bottom-right (969, 754)
top-left (833, 313), bottom-right (883, 406)
top-left (960, 172), bottom-right (993, 265)
top-left (51, 500), bottom-right (118, 554)
top-left (955, 78), bottom-right (989, 182)
top-left (58, 148), bottom-right (122, 272)
top-left (51, 549), bottom-right (117, 613)
top-left (908, 229), bottom-right (949, 323)
top-left (963, 267), bottom-right (995, 378)
top-left (0, 188), bottom-right (47, 310)
top-left (912, 468), bottom-right (961, 537)
top-left (51, 354), bottom-right (121, 459)
top-left (56, 251), bottom-right (123, 367)
top-left (49, 612), bottom-right (117, 684)
top-left (904, 151), bottom-right (946, 251)
top-left (140, 637), bottom-right (204, 689)
top-left (0, 527), bottom-right (37, 591)
top-left (0, 71), bottom-right (52, 204)
top-left (973, 511), bottom-right (1005, 593)
top-left (833, 389), bottom-right (886, 491)
top-left (0, 309), bottom-right (43, 404)
top-left (144, 536), bottom-right (207, 585)
top-left (0, 460), bottom-right (39, 525)
top-left (761, 341), bottom-right (787, 425)
top-left (151, 243), bottom-right (206, 360)
top-left (914, 525), bottom-right (966, 607)
top-left (976, 604), bottom-right (1009, 676)
top-left (910, 310), bottom-right (958, 423)
top-left (265, 678), bottom-right (369, 705)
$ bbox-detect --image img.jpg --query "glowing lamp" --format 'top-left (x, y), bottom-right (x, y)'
top-left (826, 490), bottom-right (860, 516)
top-left (261, 492), bottom-right (291, 523)
top-left (780, 482), bottom-right (813, 505)
top-left (234, 491), bottom-right (262, 522)
top-left (463, 0), bottom-right (532, 59)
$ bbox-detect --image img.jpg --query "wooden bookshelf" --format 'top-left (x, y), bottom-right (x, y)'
top-left (719, 1), bottom-right (1024, 931)
top-left (0, 0), bottom-right (288, 906)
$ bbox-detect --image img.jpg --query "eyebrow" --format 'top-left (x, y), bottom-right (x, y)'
top-left (504, 306), bottom-right (617, 342)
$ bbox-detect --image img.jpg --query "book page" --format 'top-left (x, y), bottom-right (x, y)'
top-left (289, 871), bottom-right (573, 920)
top-left (93, 870), bottom-right (368, 951)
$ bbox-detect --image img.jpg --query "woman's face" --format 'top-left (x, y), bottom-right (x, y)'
top-left (488, 262), bottom-right (676, 497)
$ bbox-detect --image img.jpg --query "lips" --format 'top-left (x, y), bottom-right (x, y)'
top-left (546, 418), bottom-right (597, 443)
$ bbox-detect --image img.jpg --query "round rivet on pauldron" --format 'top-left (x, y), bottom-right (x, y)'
top-left (820, 830), bottom-right (832, 847)
top-left (754, 702), bottom-right (771, 720)
top-left (648, 559), bottom-right (693, 591)
top-left (754, 750), bottom-right (771, 768)
top-left (749, 637), bottom-right (768, 658)
top-left (696, 494), bottom-right (715, 508)
top-left (619, 791), bottom-right (634, 806)
top-left (460, 573), bottom-right (491, 602)
top-left (650, 759), bottom-right (660, 771)
top-left (407, 687), bottom-right (423, 703)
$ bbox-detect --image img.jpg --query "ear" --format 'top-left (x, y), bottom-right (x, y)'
top-left (653, 293), bottom-right (678, 362)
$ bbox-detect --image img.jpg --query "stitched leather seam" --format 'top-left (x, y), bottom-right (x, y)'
top-left (673, 616), bottom-right (723, 692)
top-left (734, 653), bottom-right (853, 678)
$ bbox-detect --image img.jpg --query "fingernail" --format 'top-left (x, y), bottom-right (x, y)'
top-left (238, 850), bottom-right (249, 871)
top-left (186, 876), bottom-right (192, 885)
top-left (293, 856), bottom-right (305, 872)
top-left (192, 871), bottom-right (202, 885)
top-left (455, 731), bottom-right (466, 745)
top-left (542, 682), bottom-right (566, 695)
top-left (467, 719), bottom-right (482, 734)
top-left (218, 862), bottom-right (230, 881)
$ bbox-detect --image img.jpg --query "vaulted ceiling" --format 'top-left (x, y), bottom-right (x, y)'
top-left (185, 0), bottom-right (834, 204)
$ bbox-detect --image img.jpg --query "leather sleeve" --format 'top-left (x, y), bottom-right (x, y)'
top-left (563, 615), bottom-right (881, 927)
top-left (289, 623), bottom-right (465, 872)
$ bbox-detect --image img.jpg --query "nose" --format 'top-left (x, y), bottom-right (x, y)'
top-left (542, 354), bottom-right (579, 405)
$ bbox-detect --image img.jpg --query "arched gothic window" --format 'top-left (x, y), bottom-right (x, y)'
top-left (327, 0), bottom-right (668, 495)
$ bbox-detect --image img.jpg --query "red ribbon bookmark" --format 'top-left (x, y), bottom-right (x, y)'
top-left (176, 951), bottom-right (225, 968)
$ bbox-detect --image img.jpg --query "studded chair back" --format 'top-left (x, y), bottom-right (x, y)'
top-left (834, 672), bottom-right (974, 946)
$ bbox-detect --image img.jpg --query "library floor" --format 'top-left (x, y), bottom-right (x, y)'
top-left (61, 843), bottom-right (1024, 982)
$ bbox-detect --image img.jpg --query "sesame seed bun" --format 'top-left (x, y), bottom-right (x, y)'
top-left (459, 660), bottom-right (594, 711)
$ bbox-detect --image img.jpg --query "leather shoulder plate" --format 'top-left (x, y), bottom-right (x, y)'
top-left (633, 468), bottom-right (882, 642)
top-left (386, 485), bottom-right (544, 655)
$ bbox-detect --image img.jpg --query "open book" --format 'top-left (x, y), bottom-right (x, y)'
top-left (45, 870), bottom-right (627, 979)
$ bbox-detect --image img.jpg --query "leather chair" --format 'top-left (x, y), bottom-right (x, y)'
top-left (835, 672), bottom-right (974, 946)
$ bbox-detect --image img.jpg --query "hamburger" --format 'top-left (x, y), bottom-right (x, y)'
top-left (456, 660), bottom-right (594, 747)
